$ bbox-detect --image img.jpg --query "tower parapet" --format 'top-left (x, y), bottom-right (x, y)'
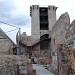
top-left (48, 6), bottom-right (58, 11)
top-left (30, 5), bottom-right (39, 17)
top-left (30, 5), bottom-right (57, 38)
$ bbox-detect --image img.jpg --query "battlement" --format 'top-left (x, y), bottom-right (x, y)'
top-left (48, 5), bottom-right (58, 11)
top-left (30, 5), bottom-right (57, 16)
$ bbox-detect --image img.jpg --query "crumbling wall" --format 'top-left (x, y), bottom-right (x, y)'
top-left (57, 44), bottom-right (68, 75)
top-left (57, 44), bottom-right (75, 75)
top-left (51, 12), bottom-right (70, 66)
top-left (51, 12), bottom-right (70, 51)
top-left (50, 12), bottom-right (70, 74)
top-left (66, 20), bottom-right (75, 48)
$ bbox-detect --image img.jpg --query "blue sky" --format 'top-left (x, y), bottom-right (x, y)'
top-left (0, 0), bottom-right (75, 43)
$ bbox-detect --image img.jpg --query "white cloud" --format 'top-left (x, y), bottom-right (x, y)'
top-left (14, 0), bottom-right (75, 22)
top-left (0, 0), bottom-right (75, 43)
top-left (62, 0), bottom-right (75, 22)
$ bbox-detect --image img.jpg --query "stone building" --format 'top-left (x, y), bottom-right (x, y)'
top-left (50, 12), bottom-right (75, 62)
top-left (19, 32), bottom-right (51, 64)
top-left (30, 5), bottom-right (57, 38)
top-left (19, 6), bottom-right (75, 74)
top-left (19, 5), bottom-right (58, 64)
top-left (20, 32), bottom-right (40, 57)
top-left (0, 28), bottom-right (16, 55)
top-left (50, 12), bottom-right (75, 75)
top-left (51, 12), bottom-right (70, 52)
top-left (30, 5), bottom-right (57, 57)
top-left (0, 29), bottom-right (34, 75)
top-left (18, 5), bottom-right (57, 64)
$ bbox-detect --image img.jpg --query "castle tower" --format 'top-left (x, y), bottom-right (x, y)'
top-left (30, 5), bottom-right (40, 38)
top-left (30, 5), bottom-right (57, 55)
top-left (30, 5), bottom-right (57, 38)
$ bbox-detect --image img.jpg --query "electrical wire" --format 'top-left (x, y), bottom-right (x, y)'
top-left (0, 21), bottom-right (20, 29)
top-left (5, 29), bottom-right (19, 33)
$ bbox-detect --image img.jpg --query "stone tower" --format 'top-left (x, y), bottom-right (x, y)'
top-left (30, 5), bottom-right (57, 55)
top-left (30, 5), bottom-right (57, 38)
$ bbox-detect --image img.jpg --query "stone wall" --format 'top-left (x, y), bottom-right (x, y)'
top-left (0, 39), bottom-right (15, 55)
top-left (50, 12), bottom-right (75, 75)
top-left (66, 20), bottom-right (75, 48)
top-left (0, 29), bottom-right (16, 55)
top-left (50, 12), bottom-right (70, 74)
top-left (0, 64), bottom-right (17, 75)
top-left (0, 55), bottom-right (33, 75)
top-left (51, 12), bottom-right (70, 51)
